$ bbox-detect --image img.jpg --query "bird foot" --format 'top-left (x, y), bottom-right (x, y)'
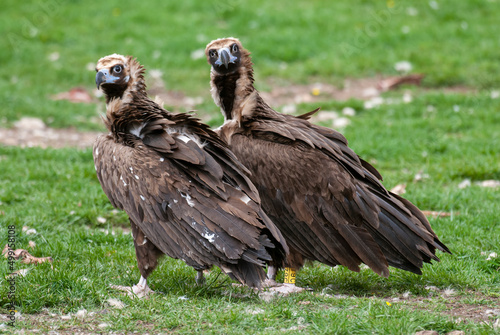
top-left (262, 278), bottom-right (279, 288)
top-left (111, 283), bottom-right (153, 299)
top-left (267, 283), bottom-right (306, 295)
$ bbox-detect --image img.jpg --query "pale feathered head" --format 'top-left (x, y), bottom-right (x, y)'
top-left (95, 54), bottom-right (146, 102)
top-left (205, 37), bottom-right (251, 75)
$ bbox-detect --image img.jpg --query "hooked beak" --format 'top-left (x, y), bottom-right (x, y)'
top-left (215, 48), bottom-right (238, 69)
top-left (95, 69), bottom-right (121, 89)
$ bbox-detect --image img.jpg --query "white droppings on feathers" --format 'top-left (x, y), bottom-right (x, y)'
top-left (177, 134), bottom-right (191, 143)
top-left (180, 192), bottom-right (195, 207)
top-left (129, 167), bottom-right (133, 172)
top-left (134, 174), bottom-right (139, 180)
top-left (173, 199), bottom-right (178, 203)
top-left (240, 194), bottom-right (251, 204)
top-left (166, 128), bottom-right (207, 148)
top-left (120, 175), bottom-right (127, 186)
top-left (95, 147), bottom-right (99, 156)
top-left (160, 157), bottom-right (164, 162)
top-left (202, 232), bottom-right (216, 243)
top-left (113, 155), bottom-right (116, 161)
top-left (140, 195), bottom-right (145, 201)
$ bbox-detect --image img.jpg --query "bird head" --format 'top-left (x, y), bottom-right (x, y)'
top-left (205, 38), bottom-right (248, 75)
top-left (95, 54), bottom-right (145, 102)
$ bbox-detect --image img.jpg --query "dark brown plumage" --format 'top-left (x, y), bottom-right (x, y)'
top-left (93, 54), bottom-right (287, 294)
top-left (205, 38), bottom-right (450, 285)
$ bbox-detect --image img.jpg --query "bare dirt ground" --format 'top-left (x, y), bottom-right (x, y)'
top-left (0, 76), bottom-right (473, 149)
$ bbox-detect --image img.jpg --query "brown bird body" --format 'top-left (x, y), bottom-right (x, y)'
top-left (205, 38), bottom-right (450, 287)
top-left (93, 54), bottom-right (287, 294)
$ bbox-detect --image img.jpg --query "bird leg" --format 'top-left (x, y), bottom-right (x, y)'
top-left (262, 265), bottom-right (279, 287)
top-left (267, 265), bottom-right (277, 280)
top-left (111, 220), bottom-right (162, 299)
top-left (267, 267), bottom-right (306, 294)
top-left (112, 275), bottom-right (153, 298)
top-left (195, 270), bottom-right (206, 286)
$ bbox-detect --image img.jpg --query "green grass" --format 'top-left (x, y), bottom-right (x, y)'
top-left (1, 0), bottom-right (500, 128)
top-left (1, 0), bottom-right (500, 333)
top-left (1, 92), bottom-right (499, 333)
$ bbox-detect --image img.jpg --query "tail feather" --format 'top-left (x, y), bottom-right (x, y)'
top-left (224, 260), bottom-right (268, 288)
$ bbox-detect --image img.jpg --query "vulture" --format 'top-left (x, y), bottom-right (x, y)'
top-left (205, 38), bottom-right (451, 292)
top-left (93, 54), bottom-right (287, 296)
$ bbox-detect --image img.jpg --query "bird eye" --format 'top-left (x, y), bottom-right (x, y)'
top-left (209, 49), bottom-right (217, 58)
top-left (231, 44), bottom-right (238, 53)
top-left (113, 65), bottom-right (123, 74)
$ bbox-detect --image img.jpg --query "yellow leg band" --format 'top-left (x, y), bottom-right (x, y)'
top-left (284, 267), bottom-right (296, 284)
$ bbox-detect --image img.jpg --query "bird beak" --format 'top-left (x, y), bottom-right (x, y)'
top-left (95, 69), bottom-right (120, 89)
top-left (215, 47), bottom-right (238, 69)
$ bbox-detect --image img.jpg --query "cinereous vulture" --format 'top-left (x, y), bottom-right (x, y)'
top-left (93, 54), bottom-right (287, 296)
top-left (205, 38), bottom-right (450, 293)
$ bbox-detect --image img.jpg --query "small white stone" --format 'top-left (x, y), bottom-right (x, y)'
top-left (61, 313), bottom-right (71, 320)
top-left (315, 111), bottom-right (339, 122)
top-left (429, 0), bottom-right (439, 10)
top-left (247, 308), bottom-right (265, 315)
top-left (394, 61), bottom-right (412, 73)
top-left (48, 52), bottom-right (60, 62)
top-left (342, 107), bottom-right (356, 116)
top-left (406, 7), bottom-right (418, 16)
top-left (97, 216), bottom-right (106, 224)
top-left (75, 309), bottom-right (87, 319)
top-left (25, 228), bottom-right (37, 235)
top-left (281, 104), bottom-right (297, 114)
top-left (477, 180), bottom-right (500, 188)
top-left (14, 117), bottom-right (46, 130)
top-left (486, 252), bottom-right (498, 260)
top-left (458, 179), bottom-right (471, 189)
top-left (107, 298), bottom-right (125, 309)
top-left (333, 117), bottom-right (351, 129)
top-left (149, 69), bottom-right (163, 79)
top-left (403, 92), bottom-right (413, 103)
top-left (362, 87), bottom-right (380, 98)
top-left (86, 62), bottom-right (96, 71)
top-left (442, 287), bottom-right (456, 297)
top-left (364, 96), bottom-right (384, 109)
top-left (190, 49), bottom-right (205, 60)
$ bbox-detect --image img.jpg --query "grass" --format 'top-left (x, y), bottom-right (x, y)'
top-left (1, 0), bottom-right (500, 333)
top-left (1, 0), bottom-right (500, 128)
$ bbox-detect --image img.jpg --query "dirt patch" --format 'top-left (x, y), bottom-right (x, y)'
top-left (0, 117), bottom-right (101, 149)
top-left (260, 76), bottom-right (473, 107)
top-left (394, 294), bottom-right (500, 324)
top-left (0, 77), bottom-right (475, 150)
